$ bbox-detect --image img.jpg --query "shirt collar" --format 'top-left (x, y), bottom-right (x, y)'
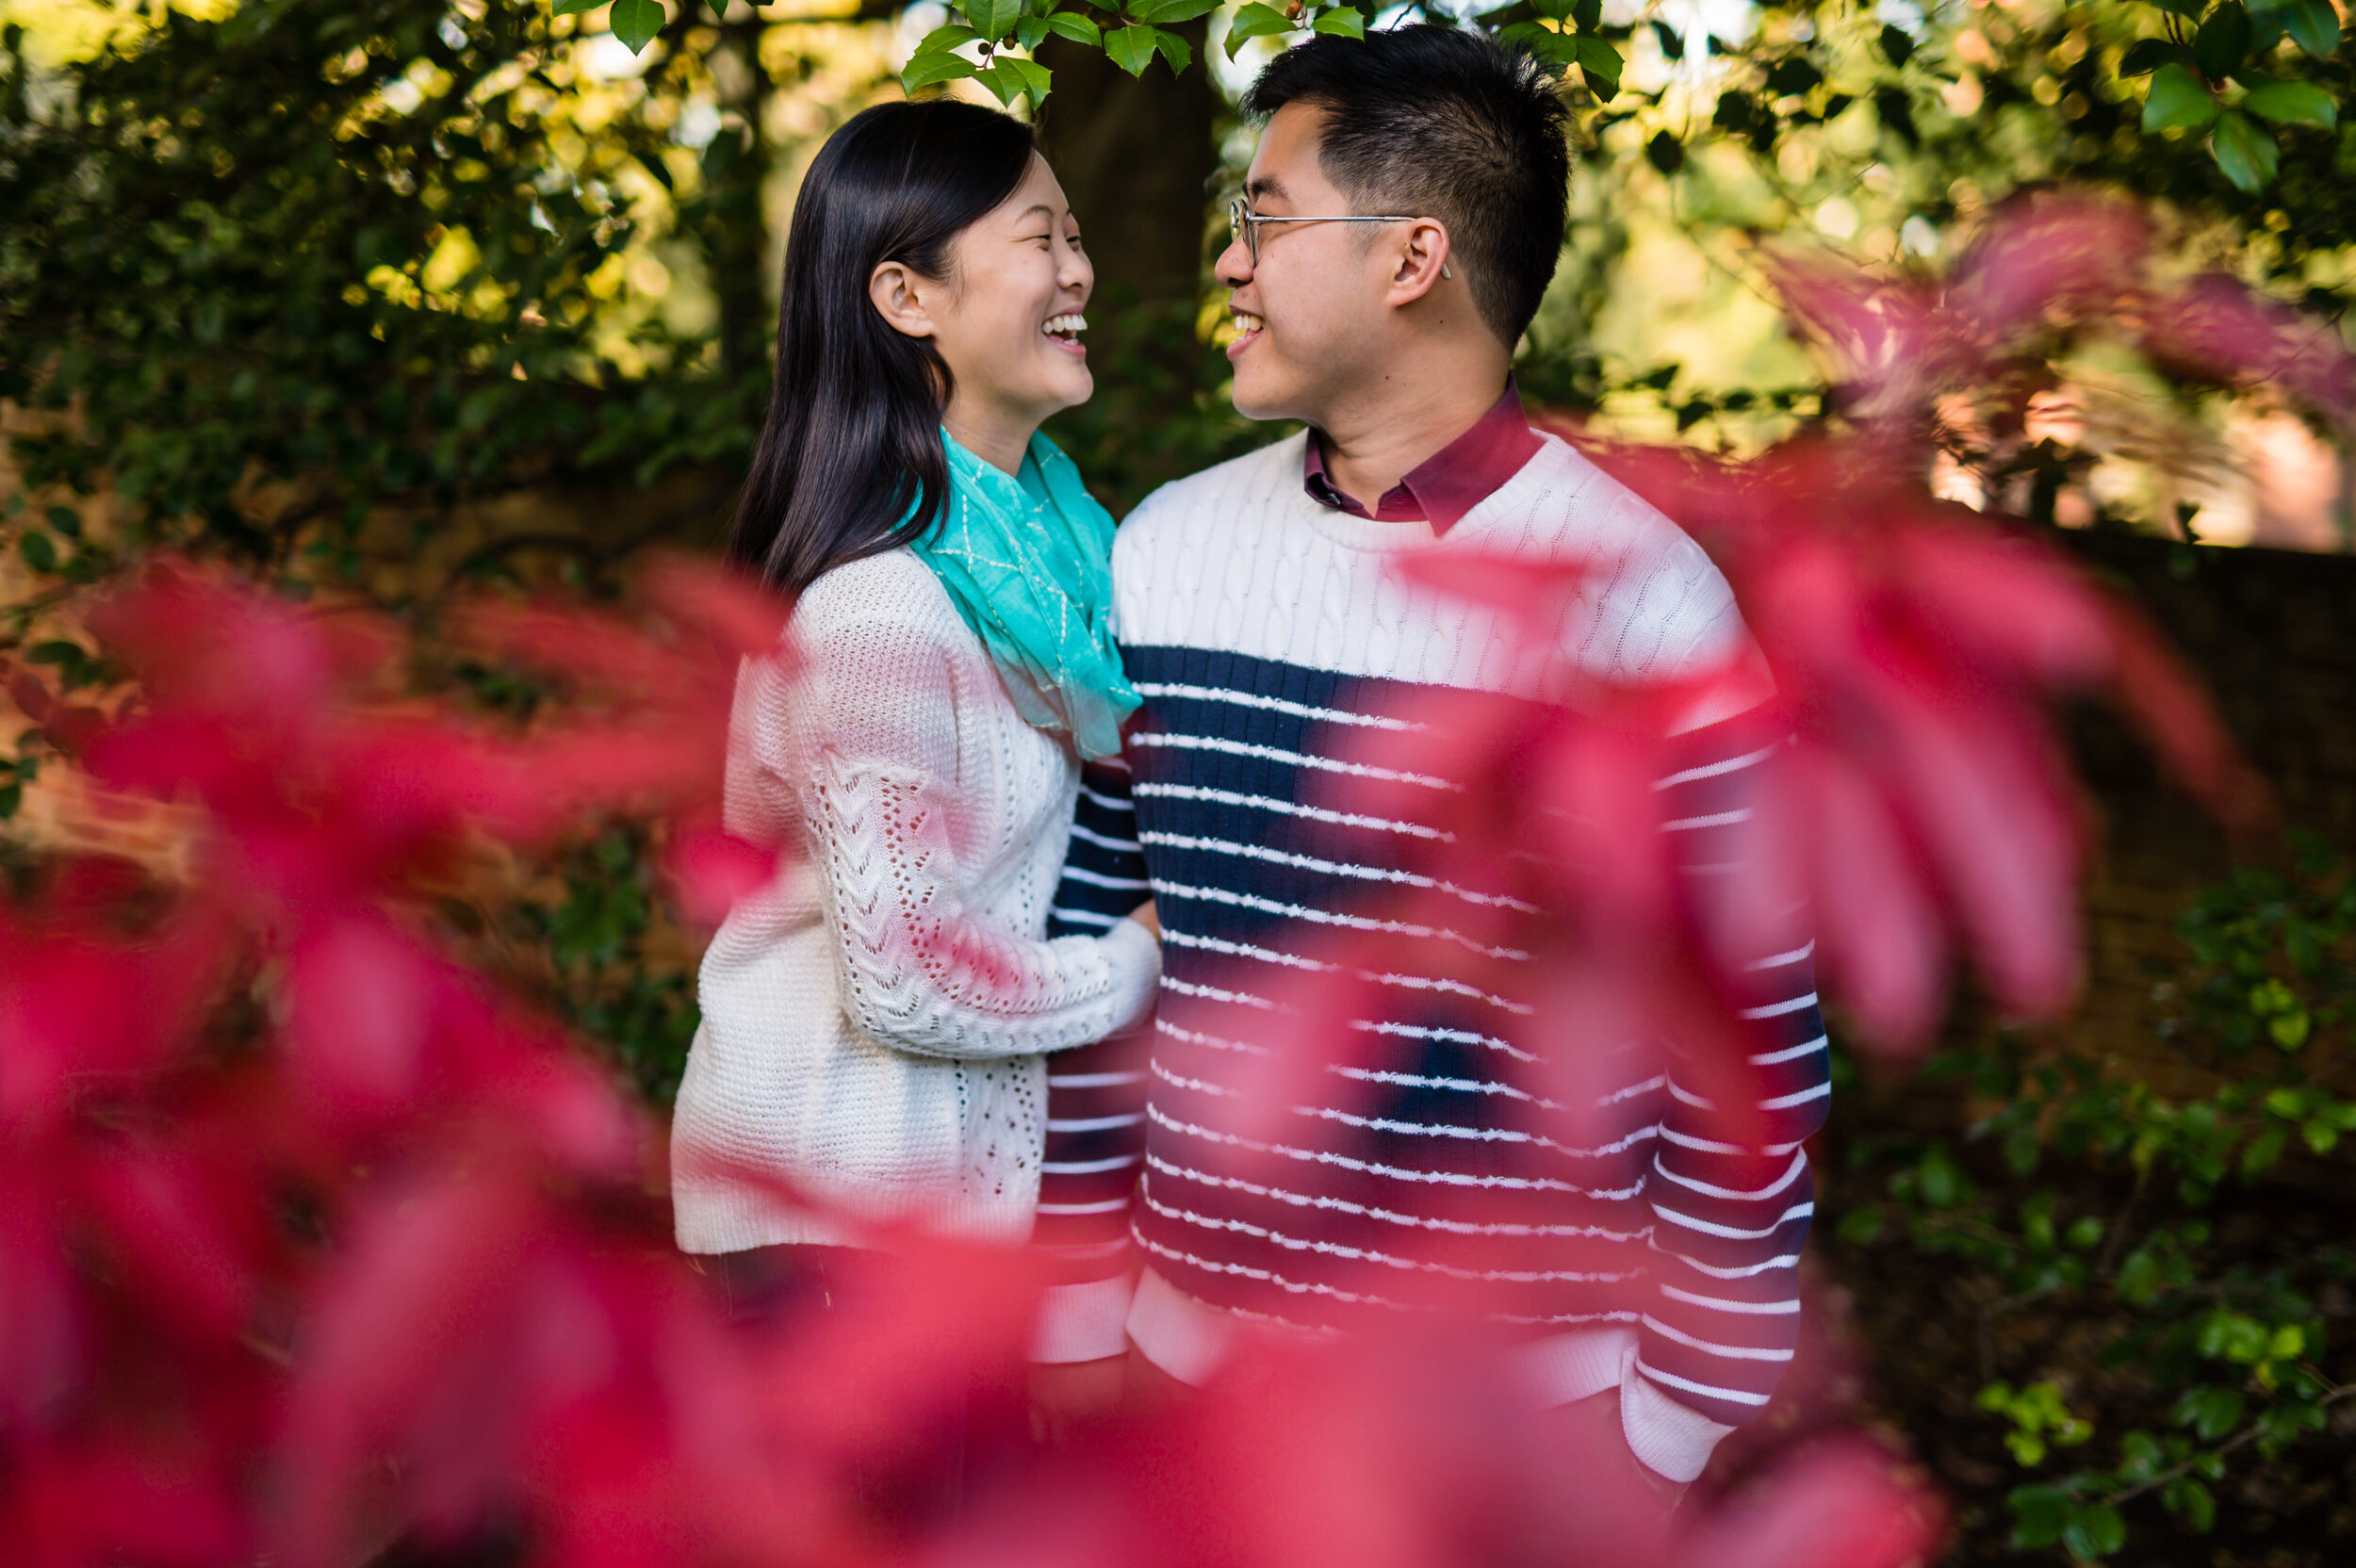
top-left (1301, 381), bottom-right (1543, 536)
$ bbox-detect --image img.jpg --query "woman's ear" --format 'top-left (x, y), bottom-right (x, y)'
top-left (869, 260), bottom-right (935, 339)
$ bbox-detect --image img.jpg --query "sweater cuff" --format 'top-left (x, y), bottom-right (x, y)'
top-left (1620, 1367), bottom-right (1736, 1483)
top-left (1095, 915), bottom-right (1161, 1033)
top-left (1032, 1273), bottom-right (1137, 1364)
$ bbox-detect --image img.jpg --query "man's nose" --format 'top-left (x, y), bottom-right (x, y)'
top-left (1214, 237), bottom-right (1252, 290)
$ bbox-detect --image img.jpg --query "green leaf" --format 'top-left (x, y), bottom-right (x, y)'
top-left (0, 783), bottom-right (18, 822)
top-left (44, 506), bottom-right (82, 542)
top-left (965, 0), bottom-right (1023, 41)
top-left (1016, 15), bottom-right (1050, 49)
top-left (1000, 53), bottom-right (1053, 101)
top-left (2212, 107), bottom-right (2282, 189)
top-left (1045, 11), bottom-right (1103, 45)
top-left (1130, 0), bottom-right (1216, 22)
top-left (1313, 7), bottom-right (1366, 38)
top-left (17, 531), bottom-right (57, 574)
top-left (1575, 34), bottom-right (1624, 95)
top-left (973, 58), bottom-right (1046, 105)
top-left (24, 640), bottom-right (85, 667)
top-left (1572, 0), bottom-right (1600, 26)
top-left (1225, 1), bottom-right (1293, 57)
top-left (2243, 77), bottom-right (2337, 128)
top-left (2165, 1478), bottom-right (2217, 1532)
top-left (915, 22), bottom-right (982, 52)
top-left (1646, 128), bottom-right (1684, 173)
top-left (2007, 1484), bottom-right (2075, 1549)
top-left (2194, 2), bottom-right (2253, 78)
top-left (2061, 1504), bottom-right (2127, 1560)
top-left (2119, 37), bottom-right (2184, 75)
top-left (903, 48), bottom-right (980, 91)
top-left (2283, 0), bottom-right (2341, 57)
top-left (1154, 24), bottom-right (1191, 73)
top-left (2144, 61), bottom-right (2219, 131)
top-left (1104, 22), bottom-right (1159, 74)
top-left (609, 0), bottom-right (663, 53)
top-left (551, 0), bottom-right (603, 15)
top-left (1879, 22), bottom-right (1914, 66)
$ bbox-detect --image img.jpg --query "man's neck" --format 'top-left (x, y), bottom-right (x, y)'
top-left (1310, 359), bottom-right (1513, 512)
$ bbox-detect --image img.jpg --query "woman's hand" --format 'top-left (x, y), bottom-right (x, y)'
top-left (1126, 899), bottom-right (1159, 939)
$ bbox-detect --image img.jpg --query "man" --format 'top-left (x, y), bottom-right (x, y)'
top-left (1033, 25), bottom-right (1828, 1492)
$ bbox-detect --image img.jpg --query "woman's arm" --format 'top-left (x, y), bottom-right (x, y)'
top-left (771, 606), bottom-right (1159, 1061)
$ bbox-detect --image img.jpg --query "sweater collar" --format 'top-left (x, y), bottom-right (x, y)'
top-left (1301, 381), bottom-right (1544, 536)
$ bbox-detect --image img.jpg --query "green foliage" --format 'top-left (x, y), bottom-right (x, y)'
top-left (1830, 839), bottom-right (2356, 1560)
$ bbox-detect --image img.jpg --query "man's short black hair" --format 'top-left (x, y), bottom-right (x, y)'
top-left (1243, 24), bottom-right (1570, 348)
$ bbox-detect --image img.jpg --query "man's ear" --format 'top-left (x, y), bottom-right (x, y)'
top-left (1385, 218), bottom-right (1454, 306)
top-left (870, 260), bottom-right (935, 339)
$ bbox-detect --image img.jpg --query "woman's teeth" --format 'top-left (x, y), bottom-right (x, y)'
top-left (1043, 313), bottom-right (1086, 342)
top-left (1232, 310), bottom-right (1265, 337)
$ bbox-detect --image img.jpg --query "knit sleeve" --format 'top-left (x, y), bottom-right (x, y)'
top-left (776, 603), bottom-right (1159, 1062)
top-left (1623, 709), bottom-right (1829, 1482)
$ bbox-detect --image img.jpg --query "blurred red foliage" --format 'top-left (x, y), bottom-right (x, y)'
top-left (0, 192), bottom-right (2320, 1566)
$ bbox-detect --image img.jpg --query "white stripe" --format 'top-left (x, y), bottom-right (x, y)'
top-left (1660, 1244), bottom-right (1801, 1280)
top-left (1049, 906), bottom-right (1117, 928)
top-left (1651, 743), bottom-right (1778, 791)
top-left (1142, 1152), bottom-right (1644, 1236)
top-left (1133, 729), bottom-right (1462, 791)
top-left (1299, 1102), bottom-right (1658, 1160)
top-left (1759, 1081), bottom-right (1831, 1111)
top-left (1161, 974), bottom-right (1281, 1011)
top-left (1132, 680), bottom-right (1418, 731)
top-left (1642, 1315), bottom-right (1795, 1362)
top-left (1349, 1018), bottom-right (1539, 1065)
top-left (1157, 879), bottom-right (1530, 963)
top-left (1660, 1282), bottom-right (1800, 1315)
top-left (1048, 1113), bottom-right (1143, 1133)
top-left (1154, 1017), bottom-right (1269, 1056)
top-left (1654, 1149), bottom-right (1808, 1202)
top-left (1077, 785), bottom-right (1134, 813)
top-left (1048, 1070), bottom-right (1142, 1088)
top-left (1661, 809), bottom-right (1753, 831)
top-left (1037, 1198), bottom-right (1133, 1216)
top-left (1069, 822), bottom-right (1139, 853)
top-left (1135, 781), bottom-right (1448, 841)
top-left (1331, 1065), bottom-right (1539, 1102)
top-left (1145, 1103), bottom-right (1642, 1197)
top-left (1739, 992), bottom-right (1820, 1021)
top-left (1040, 1154), bottom-right (1140, 1175)
top-left (1669, 1081), bottom-right (1716, 1111)
top-left (1155, 927), bottom-right (1531, 1016)
top-left (1142, 1188), bottom-right (1638, 1284)
top-left (1037, 1237), bottom-right (1129, 1260)
top-left (1152, 1058), bottom-right (1239, 1099)
top-left (1139, 829), bottom-right (1539, 912)
top-left (1748, 1035), bottom-right (1827, 1067)
top-left (1660, 1126), bottom-right (1745, 1155)
top-left (1654, 1200), bottom-right (1814, 1242)
top-left (1635, 1359), bottom-right (1775, 1406)
top-left (1062, 865), bottom-right (1150, 890)
top-left (1601, 1073), bottom-right (1667, 1105)
top-left (1743, 940), bottom-right (1816, 972)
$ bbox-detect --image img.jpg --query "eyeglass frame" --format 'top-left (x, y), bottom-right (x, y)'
top-left (1226, 196), bottom-right (1452, 277)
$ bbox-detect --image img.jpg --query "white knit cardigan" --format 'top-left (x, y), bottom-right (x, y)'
top-left (669, 547), bottom-right (1161, 1255)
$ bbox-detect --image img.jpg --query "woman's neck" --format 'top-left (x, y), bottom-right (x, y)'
top-left (942, 397), bottom-right (1039, 477)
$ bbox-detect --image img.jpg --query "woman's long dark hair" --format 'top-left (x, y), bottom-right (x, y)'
top-left (728, 101), bottom-right (1037, 595)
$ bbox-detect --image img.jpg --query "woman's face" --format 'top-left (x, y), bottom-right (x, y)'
top-left (871, 154), bottom-right (1094, 466)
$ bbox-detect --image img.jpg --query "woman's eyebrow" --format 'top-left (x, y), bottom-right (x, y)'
top-left (1013, 203), bottom-right (1055, 224)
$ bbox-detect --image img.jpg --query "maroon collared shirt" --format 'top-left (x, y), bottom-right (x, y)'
top-left (1301, 383), bottom-right (1544, 536)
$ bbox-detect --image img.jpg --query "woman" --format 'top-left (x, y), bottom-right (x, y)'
top-left (670, 100), bottom-right (1157, 1313)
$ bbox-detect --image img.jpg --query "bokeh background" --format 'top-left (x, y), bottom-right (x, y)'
top-left (4, 1), bottom-right (2355, 1561)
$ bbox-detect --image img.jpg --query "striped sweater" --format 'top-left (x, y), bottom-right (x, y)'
top-left (1035, 432), bottom-right (1829, 1479)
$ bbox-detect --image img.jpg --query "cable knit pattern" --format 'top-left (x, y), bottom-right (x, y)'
top-left (670, 548), bottom-right (1160, 1256)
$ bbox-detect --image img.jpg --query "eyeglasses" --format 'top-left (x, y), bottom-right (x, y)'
top-left (1228, 195), bottom-right (1432, 269)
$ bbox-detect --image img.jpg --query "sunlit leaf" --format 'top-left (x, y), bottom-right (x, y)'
top-left (915, 22), bottom-right (981, 52)
top-left (609, 0), bottom-right (663, 52)
top-left (550, 0), bottom-right (603, 16)
top-left (2118, 37), bottom-right (2185, 75)
top-left (2283, 0), bottom-right (2342, 57)
top-left (1130, 0), bottom-right (1217, 22)
top-left (2242, 77), bottom-right (2336, 128)
top-left (1104, 22), bottom-right (1159, 74)
top-left (1044, 9), bottom-right (1102, 44)
top-left (2143, 61), bottom-right (2219, 132)
top-left (1314, 7), bottom-right (1366, 38)
top-left (1575, 33), bottom-right (1623, 95)
top-left (2211, 107), bottom-right (2281, 189)
top-left (1226, 0), bottom-right (1292, 56)
top-left (1154, 24), bottom-right (1192, 72)
top-left (965, 0), bottom-right (1023, 41)
top-left (903, 48), bottom-right (981, 91)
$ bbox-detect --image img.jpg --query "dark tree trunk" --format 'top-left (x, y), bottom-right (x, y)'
top-left (704, 8), bottom-right (775, 386)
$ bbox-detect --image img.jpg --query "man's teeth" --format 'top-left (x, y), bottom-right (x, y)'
top-left (1232, 310), bottom-right (1265, 335)
top-left (1043, 313), bottom-right (1086, 339)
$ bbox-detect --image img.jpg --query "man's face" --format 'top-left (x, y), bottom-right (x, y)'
top-left (1218, 104), bottom-right (1401, 426)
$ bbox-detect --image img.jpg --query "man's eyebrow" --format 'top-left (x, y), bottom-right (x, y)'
top-left (1244, 173), bottom-right (1286, 203)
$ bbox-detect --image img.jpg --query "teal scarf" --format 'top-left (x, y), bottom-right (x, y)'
top-left (908, 428), bottom-right (1138, 760)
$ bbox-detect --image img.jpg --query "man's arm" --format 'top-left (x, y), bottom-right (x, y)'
top-left (1627, 714), bottom-right (1832, 1481)
top-left (1033, 754), bottom-right (1154, 1362)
